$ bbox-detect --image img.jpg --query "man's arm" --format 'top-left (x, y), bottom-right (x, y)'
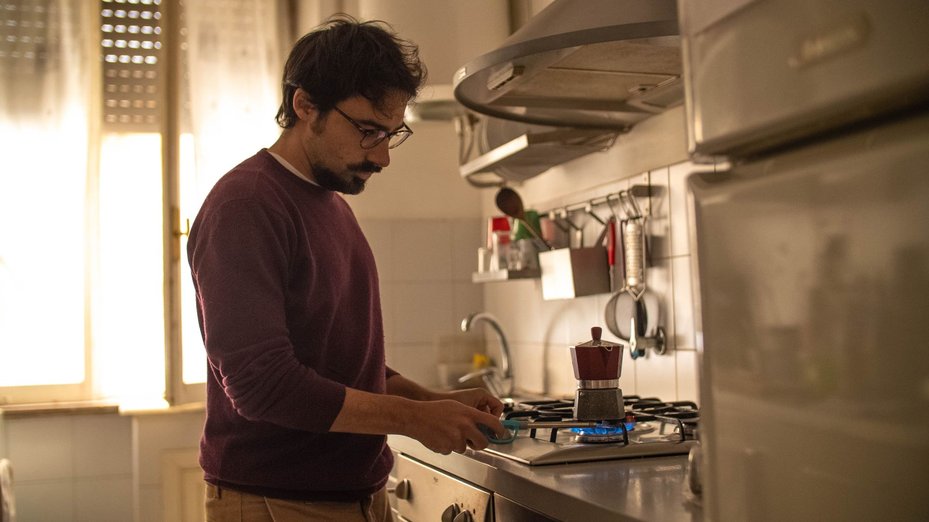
top-left (329, 385), bottom-right (505, 454)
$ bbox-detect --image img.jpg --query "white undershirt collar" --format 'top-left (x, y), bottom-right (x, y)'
top-left (267, 150), bottom-right (319, 187)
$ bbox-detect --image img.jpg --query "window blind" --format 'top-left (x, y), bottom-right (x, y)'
top-left (101, 0), bottom-right (162, 131)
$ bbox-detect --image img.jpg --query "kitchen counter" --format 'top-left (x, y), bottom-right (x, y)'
top-left (388, 435), bottom-right (702, 521)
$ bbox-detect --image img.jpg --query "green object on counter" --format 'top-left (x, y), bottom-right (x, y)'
top-left (512, 209), bottom-right (541, 241)
top-left (480, 420), bottom-right (521, 444)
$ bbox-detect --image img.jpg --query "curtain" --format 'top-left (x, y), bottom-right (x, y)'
top-left (178, 0), bottom-right (285, 385)
top-left (0, 0), bottom-right (98, 388)
top-left (181, 0), bottom-right (284, 209)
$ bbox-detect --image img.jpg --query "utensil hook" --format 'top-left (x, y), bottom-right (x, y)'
top-left (547, 210), bottom-right (570, 233)
top-left (559, 207), bottom-right (582, 230)
top-left (585, 200), bottom-right (605, 225)
top-left (605, 193), bottom-right (622, 222)
top-left (619, 190), bottom-right (642, 220)
top-left (559, 207), bottom-right (585, 248)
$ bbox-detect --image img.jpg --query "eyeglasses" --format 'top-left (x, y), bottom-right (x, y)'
top-left (332, 106), bottom-right (413, 149)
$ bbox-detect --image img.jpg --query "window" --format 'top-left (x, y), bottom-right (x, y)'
top-left (0, 0), bottom-right (285, 407)
top-left (0, 0), bottom-right (96, 404)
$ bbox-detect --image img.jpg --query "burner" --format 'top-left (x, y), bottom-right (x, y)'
top-left (571, 423), bottom-right (631, 443)
top-left (570, 421), bottom-right (658, 443)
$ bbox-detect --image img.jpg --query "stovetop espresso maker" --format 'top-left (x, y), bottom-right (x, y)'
top-left (570, 326), bottom-right (624, 420)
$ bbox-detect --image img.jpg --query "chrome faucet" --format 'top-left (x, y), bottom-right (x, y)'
top-left (458, 312), bottom-right (514, 398)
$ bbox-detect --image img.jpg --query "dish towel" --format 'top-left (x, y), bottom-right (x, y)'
top-left (0, 458), bottom-right (14, 522)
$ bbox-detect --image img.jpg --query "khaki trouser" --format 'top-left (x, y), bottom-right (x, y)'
top-left (205, 483), bottom-right (393, 522)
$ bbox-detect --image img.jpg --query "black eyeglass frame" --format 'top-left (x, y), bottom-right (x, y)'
top-left (331, 106), bottom-right (413, 150)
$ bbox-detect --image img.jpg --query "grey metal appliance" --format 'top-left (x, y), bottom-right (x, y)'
top-left (680, 1), bottom-right (929, 520)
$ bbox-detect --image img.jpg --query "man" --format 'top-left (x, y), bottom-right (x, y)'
top-left (187, 16), bottom-right (506, 522)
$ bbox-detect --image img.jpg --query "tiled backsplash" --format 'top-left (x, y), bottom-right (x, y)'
top-left (364, 160), bottom-right (716, 404)
top-left (477, 161), bottom-right (714, 402)
top-left (360, 218), bottom-right (486, 386)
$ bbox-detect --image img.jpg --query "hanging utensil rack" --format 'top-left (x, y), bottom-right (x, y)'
top-left (538, 184), bottom-right (652, 222)
top-left (529, 183), bottom-right (667, 357)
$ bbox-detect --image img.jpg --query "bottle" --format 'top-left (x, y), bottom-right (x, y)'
top-left (487, 216), bottom-right (511, 272)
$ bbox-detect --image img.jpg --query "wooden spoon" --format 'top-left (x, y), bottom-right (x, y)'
top-left (495, 187), bottom-right (553, 250)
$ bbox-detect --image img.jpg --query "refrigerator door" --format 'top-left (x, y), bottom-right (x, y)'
top-left (679, 0), bottom-right (929, 157)
top-left (688, 110), bottom-right (929, 521)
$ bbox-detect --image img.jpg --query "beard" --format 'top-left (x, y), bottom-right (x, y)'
top-left (310, 160), bottom-right (382, 195)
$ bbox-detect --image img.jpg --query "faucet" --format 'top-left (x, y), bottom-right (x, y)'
top-left (458, 312), bottom-right (514, 398)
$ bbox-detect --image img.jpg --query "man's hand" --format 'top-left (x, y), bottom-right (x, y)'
top-left (403, 399), bottom-right (506, 455)
top-left (437, 388), bottom-right (505, 417)
top-left (333, 375), bottom-right (509, 455)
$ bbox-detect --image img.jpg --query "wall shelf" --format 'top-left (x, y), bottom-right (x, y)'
top-left (471, 268), bottom-right (541, 283)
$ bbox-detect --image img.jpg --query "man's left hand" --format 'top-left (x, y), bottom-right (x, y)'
top-left (440, 388), bottom-right (505, 417)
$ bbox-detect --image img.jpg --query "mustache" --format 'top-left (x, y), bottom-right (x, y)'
top-left (348, 161), bottom-right (382, 174)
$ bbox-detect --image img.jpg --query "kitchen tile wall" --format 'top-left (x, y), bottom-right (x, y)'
top-left (361, 217), bottom-right (486, 387)
top-left (464, 101), bottom-right (722, 404)
top-left (0, 412), bottom-right (133, 521)
top-left (356, 106), bottom-right (718, 404)
top-left (477, 160), bottom-right (715, 402)
top-left (0, 409), bottom-right (204, 522)
top-left (359, 159), bottom-right (716, 402)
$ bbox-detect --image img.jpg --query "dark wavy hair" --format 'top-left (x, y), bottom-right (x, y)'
top-left (275, 15), bottom-right (427, 128)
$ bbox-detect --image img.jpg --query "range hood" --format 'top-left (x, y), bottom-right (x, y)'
top-left (452, 0), bottom-right (682, 130)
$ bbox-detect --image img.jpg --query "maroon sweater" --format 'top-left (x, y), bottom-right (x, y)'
top-left (187, 149), bottom-right (397, 501)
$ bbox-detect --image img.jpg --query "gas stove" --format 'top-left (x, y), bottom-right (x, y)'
top-left (482, 396), bottom-right (698, 465)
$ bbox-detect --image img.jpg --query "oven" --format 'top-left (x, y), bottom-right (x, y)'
top-left (389, 453), bottom-right (492, 522)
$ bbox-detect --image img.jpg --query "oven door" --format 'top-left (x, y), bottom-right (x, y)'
top-left (390, 453), bottom-right (492, 522)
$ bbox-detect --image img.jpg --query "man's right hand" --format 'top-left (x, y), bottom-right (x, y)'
top-left (330, 387), bottom-right (507, 454)
top-left (404, 399), bottom-right (507, 455)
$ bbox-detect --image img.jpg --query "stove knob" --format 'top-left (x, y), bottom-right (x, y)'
top-left (441, 504), bottom-right (461, 522)
top-left (453, 510), bottom-right (474, 522)
top-left (392, 478), bottom-right (411, 500)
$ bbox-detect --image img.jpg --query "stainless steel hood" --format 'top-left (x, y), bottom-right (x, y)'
top-left (453, 0), bottom-right (682, 130)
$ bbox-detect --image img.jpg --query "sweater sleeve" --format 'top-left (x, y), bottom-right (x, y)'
top-left (189, 197), bottom-right (346, 432)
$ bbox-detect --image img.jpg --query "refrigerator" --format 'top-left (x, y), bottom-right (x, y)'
top-left (679, 1), bottom-right (929, 520)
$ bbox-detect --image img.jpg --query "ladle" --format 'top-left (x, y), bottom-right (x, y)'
top-left (495, 187), bottom-right (553, 250)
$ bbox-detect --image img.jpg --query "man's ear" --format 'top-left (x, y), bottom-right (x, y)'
top-left (292, 88), bottom-right (317, 120)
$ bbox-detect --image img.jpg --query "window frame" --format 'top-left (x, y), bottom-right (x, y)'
top-left (1, 0), bottom-right (287, 408)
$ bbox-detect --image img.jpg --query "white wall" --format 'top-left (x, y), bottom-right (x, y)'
top-left (0, 413), bottom-right (132, 520)
top-left (476, 106), bottom-right (715, 401)
top-left (330, 0), bottom-right (512, 385)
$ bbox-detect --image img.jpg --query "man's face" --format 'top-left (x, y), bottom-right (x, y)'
top-left (301, 91), bottom-right (408, 195)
